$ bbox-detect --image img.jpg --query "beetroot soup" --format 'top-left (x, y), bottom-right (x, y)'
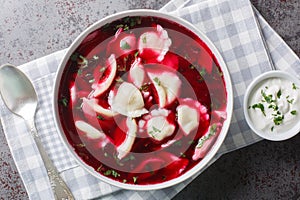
top-left (57, 16), bottom-right (228, 185)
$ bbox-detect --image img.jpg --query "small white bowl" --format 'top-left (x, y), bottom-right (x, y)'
top-left (244, 70), bottom-right (300, 141)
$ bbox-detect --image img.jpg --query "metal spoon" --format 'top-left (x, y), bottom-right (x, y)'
top-left (0, 64), bottom-right (74, 200)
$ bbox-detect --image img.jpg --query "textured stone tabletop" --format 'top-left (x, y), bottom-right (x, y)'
top-left (0, 0), bottom-right (299, 199)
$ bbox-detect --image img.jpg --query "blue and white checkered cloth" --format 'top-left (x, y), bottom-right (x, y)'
top-left (0, 0), bottom-right (299, 199)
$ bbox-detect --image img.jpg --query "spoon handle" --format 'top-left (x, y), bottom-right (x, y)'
top-left (26, 119), bottom-right (74, 200)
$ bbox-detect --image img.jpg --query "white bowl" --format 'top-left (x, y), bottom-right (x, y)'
top-left (53, 9), bottom-right (233, 190)
top-left (244, 70), bottom-right (300, 141)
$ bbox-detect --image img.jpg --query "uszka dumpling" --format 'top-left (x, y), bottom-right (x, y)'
top-left (177, 98), bottom-right (209, 135)
top-left (109, 82), bottom-right (148, 118)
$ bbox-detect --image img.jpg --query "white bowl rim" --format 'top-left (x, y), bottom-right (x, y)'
top-left (52, 9), bottom-right (234, 190)
top-left (243, 70), bottom-right (300, 141)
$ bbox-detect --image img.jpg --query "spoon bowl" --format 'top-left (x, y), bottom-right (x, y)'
top-left (0, 64), bottom-right (74, 200)
top-left (0, 64), bottom-right (37, 119)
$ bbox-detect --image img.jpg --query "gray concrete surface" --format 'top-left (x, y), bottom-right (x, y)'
top-left (0, 0), bottom-right (299, 199)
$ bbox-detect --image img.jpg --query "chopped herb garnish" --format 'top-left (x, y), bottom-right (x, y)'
top-left (121, 154), bottom-right (135, 162)
top-left (77, 68), bottom-right (83, 75)
top-left (196, 124), bottom-right (217, 148)
top-left (188, 140), bottom-right (195, 145)
top-left (139, 84), bottom-right (149, 91)
top-left (115, 77), bottom-right (124, 83)
top-left (292, 83), bottom-right (298, 90)
top-left (180, 152), bottom-right (186, 158)
top-left (97, 115), bottom-right (105, 121)
top-left (115, 17), bottom-right (142, 31)
top-left (277, 89), bottom-right (282, 99)
top-left (123, 179), bottom-right (127, 183)
top-left (136, 17), bottom-right (142, 24)
top-left (130, 20), bottom-right (135, 27)
top-left (59, 97), bottom-right (68, 107)
top-left (123, 25), bottom-right (129, 31)
top-left (273, 115), bottom-right (284, 125)
top-left (287, 98), bottom-right (294, 104)
top-left (120, 40), bottom-right (131, 50)
top-left (210, 124), bottom-right (217, 134)
top-left (129, 155), bottom-right (135, 160)
top-left (116, 24), bottom-right (124, 29)
top-left (102, 23), bottom-right (111, 31)
top-left (174, 140), bottom-right (182, 146)
top-left (96, 165), bottom-right (103, 172)
top-left (199, 68), bottom-right (206, 77)
top-left (85, 73), bottom-right (92, 78)
top-left (189, 64), bottom-right (196, 69)
top-left (123, 17), bottom-right (130, 23)
top-left (75, 143), bottom-right (86, 148)
top-left (218, 69), bottom-right (223, 77)
top-left (184, 53), bottom-right (190, 60)
top-left (152, 126), bottom-right (161, 133)
top-left (291, 110), bottom-right (297, 115)
top-left (251, 103), bottom-right (266, 116)
top-left (153, 77), bottom-right (161, 86)
top-left (261, 90), bottom-right (274, 103)
top-left (117, 64), bottom-right (126, 72)
top-left (76, 102), bottom-right (83, 110)
top-left (89, 78), bottom-right (95, 83)
top-left (111, 170), bottom-right (121, 178)
top-left (268, 104), bottom-right (278, 111)
top-left (93, 55), bottom-right (99, 60)
top-left (78, 55), bottom-right (88, 68)
top-left (75, 98), bottom-right (84, 110)
top-left (197, 77), bottom-right (204, 82)
top-left (148, 126), bottom-right (161, 138)
top-left (71, 52), bottom-right (80, 62)
top-left (113, 154), bottom-right (125, 166)
top-left (104, 169), bottom-right (112, 176)
top-left (115, 24), bottom-right (129, 31)
top-left (133, 176), bottom-right (138, 184)
top-left (148, 131), bottom-right (155, 138)
top-left (142, 36), bottom-right (147, 43)
top-left (277, 111), bottom-right (281, 115)
top-left (128, 155), bottom-right (135, 161)
top-left (103, 167), bottom-right (120, 177)
top-left (271, 126), bottom-right (274, 132)
top-left (134, 51), bottom-right (139, 57)
top-left (100, 67), bottom-right (106, 72)
top-left (153, 77), bottom-right (161, 85)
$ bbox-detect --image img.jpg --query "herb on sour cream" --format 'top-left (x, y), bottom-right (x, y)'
top-left (248, 78), bottom-right (300, 132)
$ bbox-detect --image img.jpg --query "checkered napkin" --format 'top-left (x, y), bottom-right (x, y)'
top-left (0, 0), bottom-right (299, 199)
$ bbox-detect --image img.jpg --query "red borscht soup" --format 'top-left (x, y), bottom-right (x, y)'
top-left (57, 16), bottom-right (227, 185)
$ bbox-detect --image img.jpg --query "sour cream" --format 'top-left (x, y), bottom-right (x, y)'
top-left (248, 77), bottom-right (300, 133)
